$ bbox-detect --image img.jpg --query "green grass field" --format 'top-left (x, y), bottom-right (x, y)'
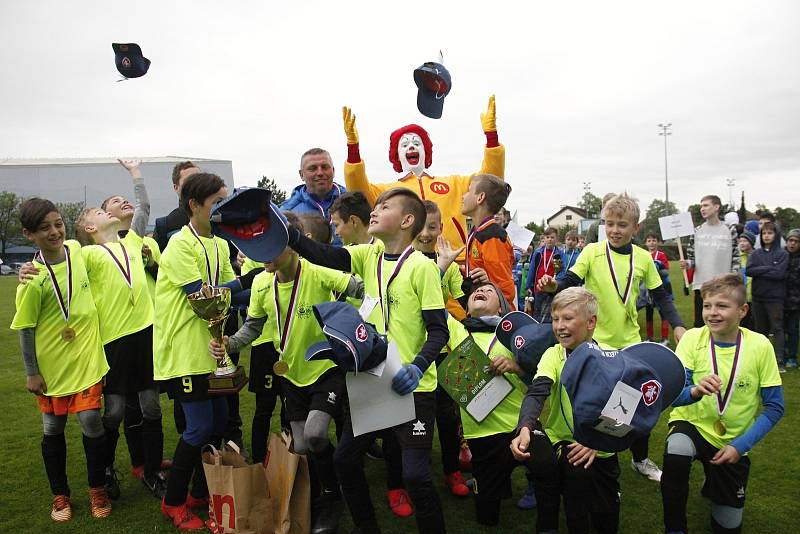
top-left (0, 265), bottom-right (796, 533)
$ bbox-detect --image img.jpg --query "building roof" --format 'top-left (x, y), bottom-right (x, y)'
top-left (546, 205), bottom-right (588, 225)
top-left (0, 156), bottom-right (230, 167)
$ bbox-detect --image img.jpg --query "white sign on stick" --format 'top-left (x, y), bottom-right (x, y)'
top-left (658, 213), bottom-right (695, 241)
top-left (505, 221), bottom-right (536, 251)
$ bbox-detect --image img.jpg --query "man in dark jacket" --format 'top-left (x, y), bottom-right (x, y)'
top-left (746, 221), bottom-right (789, 371)
top-left (784, 228), bottom-right (800, 368)
top-left (281, 148), bottom-right (347, 246)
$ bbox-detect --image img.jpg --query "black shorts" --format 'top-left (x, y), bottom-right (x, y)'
top-left (282, 367), bottom-right (345, 422)
top-left (248, 342), bottom-right (283, 395)
top-left (467, 431), bottom-right (521, 501)
top-left (103, 326), bottom-right (156, 395)
top-left (668, 420), bottom-right (751, 508)
top-left (165, 373), bottom-right (211, 403)
top-left (390, 391), bottom-right (436, 449)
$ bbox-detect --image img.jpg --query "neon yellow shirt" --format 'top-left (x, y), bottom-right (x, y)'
top-left (247, 258), bottom-right (351, 387)
top-left (241, 256), bottom-right (262, 276)
top-left (153, 226), bottom-right (235, 380)
top-left (83, 236), bottom-right (153, 344)
top-left (441, 261), bottom-right (465, 304)
top-left (247, 271), bottom-right (274, 347)
top-left (140, 234), bottom-right (161, 301)
top-left (535, 344), bottom-right (613, 457)
top-left (11, 240), bottom-right (109, 396)
top-left (348, 242), bottom-right (445, 392)
top-left (570, 241), bottom-right (662, 348)
top-left (670, 326), bottom-right (782, 449)
top-left (446, 318), bottom-right (525, 439)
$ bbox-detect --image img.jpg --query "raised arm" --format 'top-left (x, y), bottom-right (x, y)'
top-left (118, 159), bottom-right (150, 236)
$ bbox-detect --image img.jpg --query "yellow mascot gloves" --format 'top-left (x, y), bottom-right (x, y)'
top-left (342, 106), bottom-right (360, 145)
top-left (480, 95), bottom-right (497, 133)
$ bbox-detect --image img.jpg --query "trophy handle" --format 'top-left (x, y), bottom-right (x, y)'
top-left (209, 314), bottom-right (236, 376)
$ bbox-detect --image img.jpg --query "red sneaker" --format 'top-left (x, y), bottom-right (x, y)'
top-left (130, 464), bottom-right (144, 480)
top-left (185, 493), bottom-right (208, 510)
top-left (458, 446), bottom-right (473, 472)
top-left (161, 499), bottom-right (206, 531)
top-left (444, 472), bottom-right (470, 497)
top-left (387, 489), bottom-right (413, 517)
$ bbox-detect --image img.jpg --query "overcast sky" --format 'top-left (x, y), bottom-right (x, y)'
top-left (1, 1), bottom-right (798, 225)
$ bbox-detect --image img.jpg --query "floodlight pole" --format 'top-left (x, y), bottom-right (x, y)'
top-left (726, 178), bottom-right (736, 209)
top-left (658, 123), bottom-right (672, 211)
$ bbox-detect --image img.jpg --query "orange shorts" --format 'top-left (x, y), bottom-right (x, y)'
top-left (37, 381), bottom-right (103, 416)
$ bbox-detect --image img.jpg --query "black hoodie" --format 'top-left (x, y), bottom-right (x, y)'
top-left (746, 226), bottom-right (789, 302)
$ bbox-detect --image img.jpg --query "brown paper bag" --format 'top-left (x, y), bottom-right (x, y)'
top-left (264, 432), bottom-right (311, 534)
top-left (202, 442), bottom-right (273, 534)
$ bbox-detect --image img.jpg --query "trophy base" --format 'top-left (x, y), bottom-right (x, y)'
top-left (214, 364), bottom-right (238, 376)
top-left (207, 366), bottom-right (248, 396)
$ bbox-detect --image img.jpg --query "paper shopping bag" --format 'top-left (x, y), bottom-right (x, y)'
top-left (264, 432), bottom-right (311, 534)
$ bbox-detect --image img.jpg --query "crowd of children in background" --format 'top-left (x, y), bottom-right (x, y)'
top-left (10, 154), bottom-right (792, 534)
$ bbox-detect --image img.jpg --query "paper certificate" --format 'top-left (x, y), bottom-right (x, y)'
top-left (438, 336), bottom-right (514, 423)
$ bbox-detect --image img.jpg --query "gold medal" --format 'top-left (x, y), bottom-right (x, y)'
top-left (714, 419), bottom-right (727, 436)
top-left (62, 327), bottom-right (76, 342)
top-left (273, 360), bottom-right (289, 376)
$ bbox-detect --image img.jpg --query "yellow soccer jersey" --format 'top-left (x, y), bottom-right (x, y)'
top-left (247, 271), bottom-right (274, 347)
top-left (441, 261), bottom-right (465, 304)
top-left (82, 237), bottom-right (153, 344)
top-left (153, 226), bottom-right (235, 381)
top-left (669, 326), bottom-right (782, 450)
top-left (247, 258), bottom-right (351, 387)
top-left (535, 344), bottom-right (614, 457)
top-left (446, 318), bottom-right (525, 439)
top-left (11, 240), bottom-right (109, 397)
top-left (569, 241), bottom-right (662, 348)
top-left (140, 234), bottom-right (161, 301)
top-left (241, 256), bottom-right (262, 276)
top-left (344, 144), bottom-right (505, 261)
top-left (348, 242), bottom-right (446, 392)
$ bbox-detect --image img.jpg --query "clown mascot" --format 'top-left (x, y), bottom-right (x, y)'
top-left (341, 95), bottom-right (505, 259)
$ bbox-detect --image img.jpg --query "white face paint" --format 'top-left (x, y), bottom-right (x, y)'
top-left (398, 133), bottom-right (426, 177)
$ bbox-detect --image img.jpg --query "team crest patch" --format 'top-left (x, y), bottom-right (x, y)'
top-left (355, 323), bottom-right (368, 342)
top-left (500, 319), bottom-right (513, 332)
top-left (514, 335), bottom-right (525, 349)
top-left (429, 181), bottom-right (450, 195)
top-left (471, 246), bottom-right (479, 258)
top-left (640, 380), bottom-right (661, 406)
top-left (121, 56), bottom-right (131, 68)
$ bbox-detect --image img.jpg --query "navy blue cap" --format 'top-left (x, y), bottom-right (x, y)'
top-left (414, 62), bottom-right (451, 119)
top-left (494, 311), bottom-right (557, 376)
top-left (305, 302), bottom-right (387, 373)
top-left (210, 187), bottom-right (288, 262)
top-left (112, 43), bottom-right (150, 79)
top-left (560, 341), bottom-right (685, 452)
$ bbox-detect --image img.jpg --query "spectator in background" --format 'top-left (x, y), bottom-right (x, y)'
top-left (738, 230), bottom-right (757, 329)
top-left (525, 227), bottom-right (562, 322)
top-left (681, 195), bottom-right (740, 327)
top-left (747, 221), bottom-right (789, 372)
top-left (754, 210), bottom-right (786, 249)
top-left (784, 229), bottom-right (800, 368)
top-left (281, 148), bottom-right (347, 246)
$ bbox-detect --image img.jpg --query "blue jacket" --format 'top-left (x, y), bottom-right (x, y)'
top-left (746, 231), bottom-right (789, 302)
top-left (556, 246), bottom-right (581, 281)
top-left (280, 182), bottom-right (346, 246)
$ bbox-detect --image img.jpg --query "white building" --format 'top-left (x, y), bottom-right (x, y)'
top-left (0, 156), bottom-right (234, 231)
top-left (546, 205), bottom-right (587, 228)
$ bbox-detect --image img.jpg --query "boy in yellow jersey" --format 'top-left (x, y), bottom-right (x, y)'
top-left (282, 187), bottom-right (449, 533)
top-left (414, 200), bottom-right (471, 498)
top-left (210, 211), bottom-right (361, 534)
top-left (538, 193), bottom-right (687, 482)
top-left (444, 282), bottom-right (527, 526)
top-left (510, 288), bottom-right (620, 534)
top-left (70, 206), bottom-right (166, 499)
top-left (11, 198), bottom-right (111, 522)
top-left (154, 173), bottom-right (253, 531)
top-left (662, 274), bottom-right (784, 534)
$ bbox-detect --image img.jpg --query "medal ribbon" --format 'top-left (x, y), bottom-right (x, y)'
top-left (565, 248), bottom-right (577, 270)
top-left (40, 246), bottom-right (72, 323)
top-left (465, 216), bottom-right (495, 275)
top-left (709, 331), bottom-right (743, 418)
top-left (188, 222), bottom-right (220, 285)
top-left (542, 248), bottom-right (555, 276)
top-left (99, 243), bottom-right (133, 290)
top-left (605, 241), bottom-right (634, 305)
top-left (377, 245), bottom-right (415, 332)
top-left (273, 261), bottom-right (302, 352)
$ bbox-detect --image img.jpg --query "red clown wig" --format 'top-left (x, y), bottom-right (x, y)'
top-left (388, 124), bottom-right (433, 173)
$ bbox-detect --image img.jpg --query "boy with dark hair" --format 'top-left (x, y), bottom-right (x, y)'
top-left (747, 221), bottom-right (789, 372)
top-left (461, 174), bottom-right (517, 309)
top-left (330, 191), bottom-right (373, 246)
top-left (525, 227), bottom-right (562, 322)
top-left (299, 213), bottom-right (333, 244)
top-left (662, 273), bottom-right (784, 533)
top-left (784, 229), bottom-right (800, 368)
top-left (511, 288), bottom-right (620, 533)
top-left (211, 210), bottom-right (363, 534)
top-left (538, 193), bottom-right (687, 482)
top-left (738, 231), bottom-right (756, 329)
top-left (283, 186), bottom-right (449, 533)
top-left (12, 198), bottom-right (111, 521)
top-left (644, 232), bottom-right (672, 344)
top-left (558, 230), bottom-right (581, 280)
